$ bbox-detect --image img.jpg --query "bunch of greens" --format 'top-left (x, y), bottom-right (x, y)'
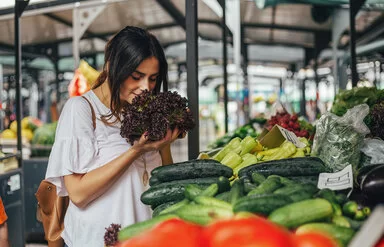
top-left (331, 87), bottom-right (384, 140)
top-left (120, 90), bottom-right (195, 144)
top-left (331, 87), bottom-right (384, 117)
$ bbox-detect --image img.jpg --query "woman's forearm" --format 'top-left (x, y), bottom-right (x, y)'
top-left (64, 148), bottom-right (141, 208)
top-left (159, 144), bottom-right (173, 165)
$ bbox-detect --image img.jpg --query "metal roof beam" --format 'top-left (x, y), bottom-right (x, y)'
top-left (155, 0), bottom-right (217, 42)
top-left (243, 23), bottom-right (329, 34)
top-left (156, 0), bottom-right (186, 30)
top-left (43, 13), bottom-right (108, 42)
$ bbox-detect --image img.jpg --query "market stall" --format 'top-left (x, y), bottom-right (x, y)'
top-left (0, 0), bottom-right (383, 246)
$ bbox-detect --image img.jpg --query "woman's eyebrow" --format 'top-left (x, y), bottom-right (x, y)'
top-left (133, 70), bottom-right (145, 76)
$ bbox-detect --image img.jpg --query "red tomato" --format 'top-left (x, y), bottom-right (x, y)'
top-left (118, 218), bottom-right (204, 247)
top-left (203, 216), bottom-right (295, 247)
top-left (375, 237), bottom-right (384, 247)
top-left (294, 232), bottom-right (338, 247)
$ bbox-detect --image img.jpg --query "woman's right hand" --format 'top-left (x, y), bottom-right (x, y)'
top-left (131, 128), bottom-right (181, 155)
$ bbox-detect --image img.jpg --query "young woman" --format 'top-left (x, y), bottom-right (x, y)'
top-left (45, 26), bottom-right (182, 247)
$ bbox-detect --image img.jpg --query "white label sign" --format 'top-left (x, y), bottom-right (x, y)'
top-left (277, 126), bottom-right (307, 148)
top-left (317, 164), bottom-right (353, 190)
top-left (8, 174), bottom-right (21, 192)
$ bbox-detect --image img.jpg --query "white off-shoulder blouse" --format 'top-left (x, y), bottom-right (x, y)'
top-left (45, 90), bottom-right (161, 247)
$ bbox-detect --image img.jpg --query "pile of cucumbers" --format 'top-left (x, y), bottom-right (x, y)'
top-left (141, 159), bottom-right (233, 211)
top-left (123, 157), bottom-right (370, 246)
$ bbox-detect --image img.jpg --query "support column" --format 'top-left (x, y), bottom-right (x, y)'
top-left (221, 0), bottom-right (229, 133)
top-left (73, 4), bottom-right (106, 68)
top-left (332, 9), bottom-right (349, 91)
top-left (186, 0), bottom-right (199, 159)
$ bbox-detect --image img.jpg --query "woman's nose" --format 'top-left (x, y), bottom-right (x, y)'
top-left (140, 79), bottom-right (150, 91)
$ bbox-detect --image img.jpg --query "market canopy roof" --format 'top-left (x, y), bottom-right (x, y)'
top-left (0, 0), bottom-right (383, 66)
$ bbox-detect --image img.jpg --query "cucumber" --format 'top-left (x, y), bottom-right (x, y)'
top-left (118, 214), bottom-right (178, 241)
top-left (184, 184), bottom-right (204, 200)
top-left (215, 191), bottom-right (231, 203)
top-left (175, 204), bottom-right (233, 225)
top-left (217, 176), bottom-right (231, 193)
top-left (248, 177), bottom-right (282, 196)
top-left (194, 196), bottom-right (233, 211)
top-left (268, 198), bottom-right (334, 229)
top-left (268, 175), bottom-right (295, 186)
top-left (238, 157), bottom-right (327, 178)
top-left (242, 177), bottom-right (258, 194)
top-left (287, 190), bottom-right (315, 202)
top-left (140, 177), bottom-right (220, 207)
top-left (233, 194), bottom-right (293, 216)
top-left (251, 172), bottom-right (266, 185)
top-left (151, 159), bottom-right (233, 182)
top-left (229, 179), bottom-right (244, 205)
top-left (200, 183), bottom-right (219, 197)
top-left (296, 223), bottom-right (355, 247)
top-left (158, 199), bottom-right (189, 215)
top-left (332, 215), bottom-right (351, 228)
top-left (152, 201), bottom-right (179, 217)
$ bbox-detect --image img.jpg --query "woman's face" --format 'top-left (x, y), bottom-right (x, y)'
top-left (120, 56), bottom-right (159, 103)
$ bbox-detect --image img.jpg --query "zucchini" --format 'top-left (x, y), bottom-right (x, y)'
top-left (233, 194), bottom-right (293, 216)
top-left (118, 214), bottom-right (178, 241)
top-left (268, 198), bottom-right (334, 229)
top-left (288, 176), bottom-right (319, 186)
top-left (268, 175), bottom-right (296, 186)
top-left (149, 176), bottom-right (161, 186)
top-left (238, 157), bottom-right (327, 178)
top-left (151, 159), bottom-right (233, 182)
top-left (248, 177), bottom-right (282, 196)
top-left (296, 223), bottom-right (355, 247)
top-left (175, 204), bottom-right (233, 225)
top-left (140, 177), bottom-right (220, 207)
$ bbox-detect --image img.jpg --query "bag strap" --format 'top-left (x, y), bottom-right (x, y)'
top-left (81, 96), bottom-right (96, 130)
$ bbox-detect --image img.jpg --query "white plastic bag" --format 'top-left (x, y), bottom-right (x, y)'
top-left (360, 138), bottom-right (384, 165)
top-left (312, 104), bottom-right (370, 172)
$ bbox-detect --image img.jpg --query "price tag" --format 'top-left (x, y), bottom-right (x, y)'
top-left (277, 126), bottom-right (306, 148)
top-left (317, 164), bottom-right (353, 191)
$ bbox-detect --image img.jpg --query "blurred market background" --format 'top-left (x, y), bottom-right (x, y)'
top-left (0, 0), bottom-right (383, 246)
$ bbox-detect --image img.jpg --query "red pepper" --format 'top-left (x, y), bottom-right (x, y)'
top-left (117, 218), bottom-right (204, 247)
top-left (203, 216), bottom-right (295, 247)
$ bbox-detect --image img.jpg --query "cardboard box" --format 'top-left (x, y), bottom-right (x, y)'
top-left (259, 125), bottom-right (306, 149)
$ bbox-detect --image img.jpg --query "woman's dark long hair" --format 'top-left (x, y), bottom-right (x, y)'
top-left (93, 26), bottom-right (168, 124)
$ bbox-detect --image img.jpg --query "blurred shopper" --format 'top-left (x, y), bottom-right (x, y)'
top-left (0, 197), bottom-right (9, 247)
top-left (45, 26), bottom-right (183, 247)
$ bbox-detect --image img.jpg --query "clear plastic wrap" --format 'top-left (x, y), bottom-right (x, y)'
top-left (360, 138), bottom-right (384, 165)
top-left (311, 104), bottom-right (370, 172)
